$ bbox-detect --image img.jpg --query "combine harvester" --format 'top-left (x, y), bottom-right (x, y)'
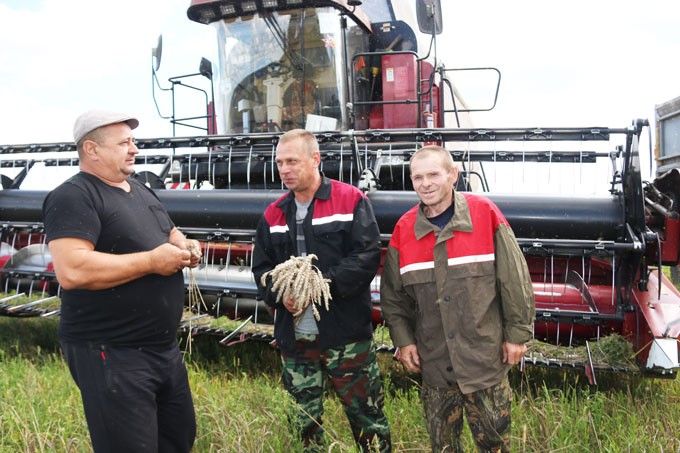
top-left (1, 0), bottom-right (679, 382)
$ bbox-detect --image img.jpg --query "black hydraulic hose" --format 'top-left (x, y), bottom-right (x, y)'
top-left (442, 77), bottom-right (461, 128)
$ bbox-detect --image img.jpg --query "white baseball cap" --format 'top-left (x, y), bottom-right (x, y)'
top-left (73, 109), bottom-right (139, 144)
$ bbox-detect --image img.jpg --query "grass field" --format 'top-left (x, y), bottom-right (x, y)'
top-left (1, 315), bottom-right (679, 452)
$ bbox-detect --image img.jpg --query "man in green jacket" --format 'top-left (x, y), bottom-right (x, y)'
top-left (380, 145), bottom-right (535, 452)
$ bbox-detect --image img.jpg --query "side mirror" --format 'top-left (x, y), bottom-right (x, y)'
top-left (152, 35), bottom-right (163, 72)
top-left (199, 57), bottom-right (213, 80)
top-left (416, 0), bottom-right (442, 35)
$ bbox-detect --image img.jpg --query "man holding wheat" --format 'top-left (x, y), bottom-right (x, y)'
top-left (253, 129), bottom-right (391, 452)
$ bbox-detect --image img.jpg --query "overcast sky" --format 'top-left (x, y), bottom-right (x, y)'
top-left (1, 0), bottom-right (678, 161)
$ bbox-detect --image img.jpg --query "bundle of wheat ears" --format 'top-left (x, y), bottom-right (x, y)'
top-left (260, 254), bottom-right (332, 321)
top-left (184, 241), bottom-right (206, 354)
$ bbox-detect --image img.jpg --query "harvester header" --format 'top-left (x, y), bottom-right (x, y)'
top-left (1, 0), bottom-right (679, 382)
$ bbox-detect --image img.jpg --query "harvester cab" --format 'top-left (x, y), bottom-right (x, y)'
top-left (1, 0), bottom-right (680, 383)
top-left (184, 0), bottom-right (475, 135)
top-left (149, 0), bottom-right (497, 191)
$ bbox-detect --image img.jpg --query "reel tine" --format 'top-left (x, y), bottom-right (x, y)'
top-left (8, 295), bottom-right (59, 313)
top-left (219, 315), bottom-right (253, 345)
top-left (0, 293), bottom-right (25, 303)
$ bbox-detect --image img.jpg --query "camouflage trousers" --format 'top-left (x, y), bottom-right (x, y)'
top-left (280, 334), bottom-right (392, 452)
top-left (421, 376), bottom-right (512, 453)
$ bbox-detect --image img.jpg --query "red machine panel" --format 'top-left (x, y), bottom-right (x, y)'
top-left (381, 53), bottom-right (418, 129)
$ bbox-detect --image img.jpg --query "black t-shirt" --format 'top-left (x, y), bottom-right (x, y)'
top-left (42, 172), bottom-right (184, 347)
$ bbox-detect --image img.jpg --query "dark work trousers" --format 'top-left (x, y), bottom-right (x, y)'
top-left (61, 341), bottom-right (196, 453)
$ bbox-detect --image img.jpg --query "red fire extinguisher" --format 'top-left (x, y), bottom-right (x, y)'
top-left (423, 105), bottom-right (439, 146)
top-left (423, 106), bottom-right (434, 129)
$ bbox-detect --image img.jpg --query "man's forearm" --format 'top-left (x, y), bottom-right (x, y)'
top-left (53, 248), bottom-right (156, 290)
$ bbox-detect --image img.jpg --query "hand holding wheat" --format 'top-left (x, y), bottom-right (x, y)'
top-left (184, 240), bottom-right (205, 354)
top-left (260, 254), bottom-right (332, 321)
top-left (187, 240), bottom-right (202, 259)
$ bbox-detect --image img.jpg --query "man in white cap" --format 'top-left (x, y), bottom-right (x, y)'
top-left (42, 110), bottom-right (200, 452)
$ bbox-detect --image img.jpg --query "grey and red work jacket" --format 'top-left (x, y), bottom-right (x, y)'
top-left (380, 190), bottom-right (535, 394)
top-left (252, 174), bottom-right (381, 354)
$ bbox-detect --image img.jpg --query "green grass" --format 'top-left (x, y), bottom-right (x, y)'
top-left (1, 317), bottom-right (680, 452)
top-left (512, 373), bottom-right (680, 452)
